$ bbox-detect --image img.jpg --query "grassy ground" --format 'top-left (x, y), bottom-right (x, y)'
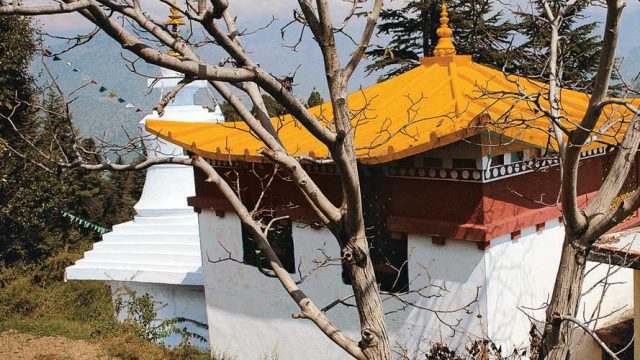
top-left (0, 251), bottom-right (212, 360)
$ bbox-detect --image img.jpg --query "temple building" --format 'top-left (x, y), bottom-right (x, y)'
top-left (65, 6), bottom-right (223, 349)
top-left (67, 3), bottom-right (639, 359)
top-left (145, 4), bottom-right (640, 359)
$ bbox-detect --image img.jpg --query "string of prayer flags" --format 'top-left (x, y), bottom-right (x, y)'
top-left (48, 52), bottom-right (145, 113)
top-left (60, 210), bottom-right (110, 235)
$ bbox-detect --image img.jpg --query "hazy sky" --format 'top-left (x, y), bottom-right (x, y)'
top-left (29, 0), bottom-right (640, 97)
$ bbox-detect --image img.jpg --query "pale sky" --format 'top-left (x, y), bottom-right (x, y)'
top-left (26, 0), bottom-right (640, 94)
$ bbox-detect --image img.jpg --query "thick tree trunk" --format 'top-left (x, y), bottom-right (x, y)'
top-left (538, 234), bottom-right (589, 360)
top-left (346, 232), bottom-right (391, 360)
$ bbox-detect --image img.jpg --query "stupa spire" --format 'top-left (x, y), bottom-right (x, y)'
top-left (433, 1), bottom-right (456, 57)
top-left (165, 0), bottom-right (185, 59)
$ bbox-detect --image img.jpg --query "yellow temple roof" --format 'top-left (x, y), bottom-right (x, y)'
top-left (146, 3), bottom-right (639, 165)
top-left (146, 54), bottom-right (638, 164)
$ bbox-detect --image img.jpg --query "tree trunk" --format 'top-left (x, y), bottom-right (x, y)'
top-left (345, 230), bottom-right (391, 360)
top-left (538, 234), bottom-right (589, 360)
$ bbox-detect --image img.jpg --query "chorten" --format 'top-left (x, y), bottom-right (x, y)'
top-left (65, 3), bottom-right (223, 348)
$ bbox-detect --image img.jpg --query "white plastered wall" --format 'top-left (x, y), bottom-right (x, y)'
top-left (199, 210), bottom-right (488, 359)
top-left (109, 281), bottom-right (209, 349)
top-left (484, 218), bottom-right (633, 358)
top-left (198, 210), bottom-right (633, 359)
top-left (395, 235), bottom-right (488, 358)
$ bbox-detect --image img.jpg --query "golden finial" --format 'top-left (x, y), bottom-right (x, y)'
top-left (165, 0), bottom-right (185, 59)
top-left (433, 1), bottom-right (456, 57)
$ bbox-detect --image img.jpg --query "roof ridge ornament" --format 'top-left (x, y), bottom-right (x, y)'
top-left (433, 1), bottom-right (457, 57)
top-left (165, 0), bottom-right (185, 59)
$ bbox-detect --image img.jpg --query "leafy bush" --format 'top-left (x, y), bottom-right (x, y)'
top-left (114, 286), bottom-right (208, 347)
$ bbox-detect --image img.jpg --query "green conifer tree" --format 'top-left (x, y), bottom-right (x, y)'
top-left (513, 0), bottom-right (610, 92)
top-left (0, 11), bottom-right (120, 265)
top-left (366, 0), bottom-right (514, 80)
top-left (105, 155), bottom-right (145, 225)
top-left (305, 89), bottom-right (324, 108)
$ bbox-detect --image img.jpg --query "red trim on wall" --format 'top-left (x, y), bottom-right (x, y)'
top-left (188, 153), bottom-right (640, 246)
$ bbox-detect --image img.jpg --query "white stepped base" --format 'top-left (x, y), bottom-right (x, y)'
top-left (67, 263), bottom-right (203, 285)
top-left (132, 215), bottom-right (198, 225)
top-left (66, 214), bottom-right (204, 286)
top-left (112, 220), bottom-right (198, 234)
top-left (102, 232), bottom-right (200, 243)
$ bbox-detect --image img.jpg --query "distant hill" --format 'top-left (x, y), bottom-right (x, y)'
top-left (33, 33), bottom-right (158, 145)
top-left (620, 46), bottom-right (640, 91)
top-left (35, 29), bottom-right (639, 147)
top-left (33, 29), bottom-right (339, 146)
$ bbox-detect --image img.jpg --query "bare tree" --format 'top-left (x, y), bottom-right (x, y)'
top-left (527, 2), bottom-right (639, 359)
top-left (0, 1), bottom-right (392, 359)
top-left (2, 1), bottom-right (638, 359)
top-left (476, 1), bottom-right (639, 359)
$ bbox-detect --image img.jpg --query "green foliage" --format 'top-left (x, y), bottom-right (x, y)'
top-left (0, 1), bottom-right (35, 122)
top-left (0, 252), bottom-right (119, 339)
top-left (220, 101), bottom-right (241, 122)
top-left (113, 286), bottom-right (208, 347)
top-left (219, 94), bottom-right (289, 122)
top-left (0, 93), bottom-right (118, 265)
top-left (255, 95), bottom-right (286, 117)
top-left (0, 21), bottom-right (144, 266)
top-left (366, 0), bottom-right (514, 80)
top-left (105, 156), bottom-right (145, 225)
top-left (0, 253), bottom-right (214, 359)
top-left (305, 89), bottom-right (324, 108)
top-left (512, 0), bottom-right (613, 92)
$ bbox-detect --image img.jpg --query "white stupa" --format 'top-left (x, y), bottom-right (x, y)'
top-left (65, 7), bottom-right (223, 348)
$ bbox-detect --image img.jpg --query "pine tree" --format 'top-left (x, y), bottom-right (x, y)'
top-left (0, 14), bottom-right (120, 264)
top-left (220, 101), bottom-right (241, 122)
top-left (105, 155), bottom-right (145, 225)
top-left (305, 89), bottom-right (324, 108)
top-left (0, 0), bottom-right (35, 147)
top-left (220, 94), bottom-right (288, 122)
top-left (366, 0), bottom-right (514, 80)
top-left (256, 95), bottom-right (286, 117)
top-left (0, 91), bottom-right (114, 264)
top-left (513, 0), bottom-right (609, 92)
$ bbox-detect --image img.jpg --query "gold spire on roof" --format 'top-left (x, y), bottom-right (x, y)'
top-left (433, 1), bottom-right (456, 57)
top-left (165, 0), bottom-right (185, 59)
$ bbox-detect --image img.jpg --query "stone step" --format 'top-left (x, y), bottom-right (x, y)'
top-left (70, 259), bottom-right (202, 273)
top-left (112, 221), bottom-right (199, 235)
top-left (102, 232), bottom-right (200, 243)
top-left (82, 250), bottom-right (201, 266)
top-left (66, 260), bottom-right (203, 285)
top-left (92, 241), bottom-right (201, 254)
top-left (132, 215), bottom-right (198, 225)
